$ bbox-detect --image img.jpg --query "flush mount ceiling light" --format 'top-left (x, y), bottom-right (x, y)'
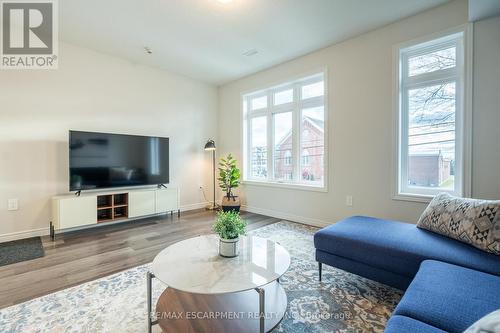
top-left (144, 46), bottom-right (153, 55)
top-left (242, 48), bottom-right (258, 57)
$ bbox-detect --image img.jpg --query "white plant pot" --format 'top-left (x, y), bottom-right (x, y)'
top-left (219, 237), bottom-right (239, 258)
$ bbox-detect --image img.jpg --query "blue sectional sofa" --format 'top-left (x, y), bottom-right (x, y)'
top-left (314, 216), bottom-right (500, 333)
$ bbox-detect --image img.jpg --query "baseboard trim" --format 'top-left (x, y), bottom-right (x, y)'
top-left (0, 201), bottom-right (212, 243)
top-left (0, 228), bottom-right (49, 243)
top-left (241, 205), bottom-right (331, 227)
top-left (180, 202), bottom-right (211, 212)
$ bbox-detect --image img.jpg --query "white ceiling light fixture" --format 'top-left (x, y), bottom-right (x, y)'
top-left (242, 49), bottom-right (258, 57)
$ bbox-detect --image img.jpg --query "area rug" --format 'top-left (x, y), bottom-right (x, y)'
top-left (0, 221), bottom-right (402, 332)
top-left (0, 237), bottom-right (44, 267)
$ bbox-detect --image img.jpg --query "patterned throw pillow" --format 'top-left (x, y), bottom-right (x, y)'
top-left (417, 193), bottom-right (500, 255)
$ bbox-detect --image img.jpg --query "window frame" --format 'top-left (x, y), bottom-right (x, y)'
top-left (393, 25), bottom-right (472, 202)
top-left (242, 70), bottom-right (328, 192)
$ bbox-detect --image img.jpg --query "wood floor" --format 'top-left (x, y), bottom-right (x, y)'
top-left (0, 210), bottom-right (280, 309)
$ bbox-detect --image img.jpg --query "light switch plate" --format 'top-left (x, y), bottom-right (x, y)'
top-left (8, 198), bottom-right (18, 211)
top-left (346, 195), bottom-right (353, 207)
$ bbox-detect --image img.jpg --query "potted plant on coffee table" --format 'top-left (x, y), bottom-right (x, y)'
top-left (218, 154), bottom-right (241, 212)
top-left (212, 210), bottom-right (246, 257)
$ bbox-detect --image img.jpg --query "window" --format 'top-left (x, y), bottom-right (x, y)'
top-left (396, 30), bottom-right (468, 198)
top-left (250, 116), bottom-right (267, 179)
top-left (243, 72), bottom-right (326, 189)
top-left (274, 89), bottom-right (293, 105)
top-left (273, 112), bottom-right (293, 181)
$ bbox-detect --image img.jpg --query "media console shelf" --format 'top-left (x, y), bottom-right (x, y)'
top-left (97, 193), bottom-right (129, 223)
top-left (51, 187), bottom-right (179, 239)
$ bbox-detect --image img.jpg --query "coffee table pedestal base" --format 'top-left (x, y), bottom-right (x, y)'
top-left (155, 281), bottom-right (287, 333)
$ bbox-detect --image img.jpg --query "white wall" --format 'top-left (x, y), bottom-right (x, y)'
top-left (2, 0), bottom-right (498, 239)
top-left (0, 42), bottom-right (218, 238)
top-left (218, 0), bottom-right (470, 226)
top-left (472, 14), bottom-right (500, 199)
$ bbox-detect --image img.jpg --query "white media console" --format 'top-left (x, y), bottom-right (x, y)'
top-left (50, 187), bottom-right (179, 239)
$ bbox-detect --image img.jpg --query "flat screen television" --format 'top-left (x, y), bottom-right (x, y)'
top-left (69, 131), bottom-right (169, 191)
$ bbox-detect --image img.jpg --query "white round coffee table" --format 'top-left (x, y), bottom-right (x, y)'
top-left (147, 234), bottom-right (291, 333)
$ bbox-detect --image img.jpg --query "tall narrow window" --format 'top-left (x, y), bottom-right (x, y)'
top-left (250, 116), bottom-right (267, 179)
top-left (396, 31), bottom-right (466, 198)
top-left (243, 72), bottom-right (326, 189)
top-left (274, 112), bottom-right (293, 181)
top-left (301, 106), bottom-right (324, 184)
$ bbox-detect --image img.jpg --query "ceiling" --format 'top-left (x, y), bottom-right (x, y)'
top-left (60, 0), bottom-right (449, 85)
top-left (469, 0), bottom-right (500, 21)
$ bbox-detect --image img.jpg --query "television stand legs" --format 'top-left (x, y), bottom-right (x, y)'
top-left (169, 210), bottom-right (180, 218)
top-left (49, 222), bottom-right (55, 241)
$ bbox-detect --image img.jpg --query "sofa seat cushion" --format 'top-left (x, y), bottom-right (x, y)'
top-left (393, 260), bottom-right (500, 333)
top-left (314, 216), bottom-right (500, 278)
top-left (384, 315), bottom-right (446, 333)
top-left (316, 249), bottom-right (413, 290)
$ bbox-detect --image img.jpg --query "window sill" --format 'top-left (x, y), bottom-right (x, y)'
top-left (392, 192), bottom-right (434, 203)
top-left (242, 180), bottom-right (328, 193)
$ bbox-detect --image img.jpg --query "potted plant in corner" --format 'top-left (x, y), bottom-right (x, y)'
top-left (212, 210), bottom-right (247, 257)
top-left (218, 154), bottom-right (241, 212)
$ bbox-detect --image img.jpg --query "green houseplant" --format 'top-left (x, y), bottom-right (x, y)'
top-left (212, 210), bottom-right (246, 257)
top-left (218, 154), bottom-right (241, 212)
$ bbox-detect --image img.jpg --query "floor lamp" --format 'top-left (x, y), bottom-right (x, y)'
top-left (204, 139), bottom-right (218, 210)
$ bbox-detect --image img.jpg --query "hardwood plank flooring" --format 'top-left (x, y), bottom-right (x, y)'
top-left (0, 210), bottom-right (280, 309)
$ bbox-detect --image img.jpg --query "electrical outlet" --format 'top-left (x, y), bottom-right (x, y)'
top-left (8, 198), bottom-right (18, 211)
top-left (345, 195), bottom-right (353, 207)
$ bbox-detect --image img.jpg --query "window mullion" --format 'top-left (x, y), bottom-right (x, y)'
top-left (247, 112), bottom-right (253, 180)
top-left (403, 69), bottom-right (458, 88)
top-left (403, 77), bottom-right (457, 91)
top-left (266, 92), bottom-right (273, 182)
top-left (454, 36), bottom-right (465, 195)
top-left (299, 96), bottom-right (324, 109)
top-left (250, 109), bottom-right (268, 117)
top-left (293, 84), bottom-right (301, 182)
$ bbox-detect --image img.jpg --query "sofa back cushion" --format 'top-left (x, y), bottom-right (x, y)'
top-left (417, 193), bottom-right (500, 255)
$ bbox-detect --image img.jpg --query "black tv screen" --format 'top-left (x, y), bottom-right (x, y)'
top-left (69, 131), bottom-right (169, 191)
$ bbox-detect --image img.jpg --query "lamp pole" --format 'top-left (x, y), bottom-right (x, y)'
top-left (212, 148), bottom-right (216, 209)
top-left (204, 139), bottom-right (217, 210)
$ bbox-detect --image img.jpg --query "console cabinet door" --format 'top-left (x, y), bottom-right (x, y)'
top-left (156, 188), bottom-right (178, 213)
top-left (129, 190), bottom-right (156, 218)
top-left (59, 196), bottom-right (97, 229)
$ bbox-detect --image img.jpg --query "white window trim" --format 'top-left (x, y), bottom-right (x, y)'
top-left (392, 24), bottom-right (472, 203)
top-left (242, 69), bottom-right (328, 192)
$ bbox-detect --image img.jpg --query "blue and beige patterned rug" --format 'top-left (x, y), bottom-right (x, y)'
top-left (0, 221), bottom-right (402, 332)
